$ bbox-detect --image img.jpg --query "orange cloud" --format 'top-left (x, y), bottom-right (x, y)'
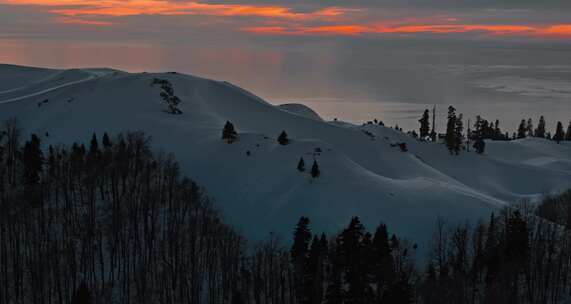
top-left (55, 16), bottom-right (113, 26)
top-left (243, 22), bottom-right (571, 39)
top-left (1, 0), bottom-right (351, 20)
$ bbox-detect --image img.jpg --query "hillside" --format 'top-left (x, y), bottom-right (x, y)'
top-left (1, 64), bottom-right (570, 247)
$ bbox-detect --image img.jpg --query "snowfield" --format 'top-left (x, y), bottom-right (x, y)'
top-left (1, 64), bottom-right (570, 249)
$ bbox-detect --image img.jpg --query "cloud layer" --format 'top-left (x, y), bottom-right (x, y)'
top-left (1, 0), bottom-right (570, 41)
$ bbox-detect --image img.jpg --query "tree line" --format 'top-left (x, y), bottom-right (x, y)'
top-left (2, 118), bottom-right (571, 303)
top-left (416, 107), bottom-right (571, 155)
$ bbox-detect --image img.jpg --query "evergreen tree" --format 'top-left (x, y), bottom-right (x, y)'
top-left (493, 119), bottom-right (502, 140)
top-left (297, 157), bottom-right (306, 172)
top-left (372, 223), bottom-right (395, 301)
top-left (517, 119), bottom-right (527, 139)
top-left (339, 217), bottom-right (368, 303)
top-left (553, 121), bottom-right (565, 144)
top-left (278, 130), bottom-right (290, 145)
top-left (419, 109), bottom-right (430, 139)
top-left (483, 213), bottom-right (501, 303)
top-left (504, 210), bottom-right (529, 302)
top-left (311, 160), bottom-right (320, 179)
top-left (324, 237), bottom-right (344, 304)
top-left (292, 217), bottom-right (312, 302)
top-left (535, 116), bottom-right (546, 138)
top-left (89, 133), bottom-right (99, 156)
top-left (473, 115), bottom-right (483, 140)
top-left (445, 106), bottom-right (458, 154)
top-left (102, 132), bottom-right (112, 149)
top-left (526, 118), bottom-right (534, 137)
top-left (87, 133), bottom-right (100, 169)
top-left (303, 236), bottom-right (326, 304)
top-left (222, 121), bottom-right (238, 143)
top-left (566, 121), bottom-right (571, 141)
top-left (454, 114), bottom-right (464, 155)
top-left (505, 210), bottom-right (529, 271)
top-left (22, 134), bottom-right (43, 187)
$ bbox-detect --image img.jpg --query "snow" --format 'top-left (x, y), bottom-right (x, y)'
top-left (278, 103), bottom-right (324, 121)
top-left (1, 64), bottom-right (570, 250)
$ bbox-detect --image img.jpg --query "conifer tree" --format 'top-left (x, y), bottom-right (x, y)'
top-left (554, 121), bottom-right (565, 144)
top-left (102, 132), bottom-right (112, 149)
top-left (454, 114), bottom-right (464, 155)
top-left (372, 223), bottom-right (395, 301)
top-left (292, 217), bottom-right (312, 302)
top-left (535, 116), bottom-right (546, 138)
top-left (311, 160), bottom-right (320, 179)
top-left (445, 106), bottom-right (458, 154)
top-left (297, 157), bottom-right (306, 172)
top-left (303, 236), bottom-right (327, 304)
top-left (526, 118), bottom-right (534, 137)
top-left (566, 121), bottom-right (571, 141)
top-left (517, 119), bottom-right (527, 139)
top-left (419, 109), bottom-right (430, 139)
top-left (222, 121), bottom-right (238, 143)
top-left (278, 130), bottom-right (290, 145)
top-left (324, 238), bottom-right (344, 304)
top-left (22, 134), bottom-right (43, 187)
top-left (339, 217), bottom-right (368, 303)
top-left (493, 119), bottom-right (502, 140)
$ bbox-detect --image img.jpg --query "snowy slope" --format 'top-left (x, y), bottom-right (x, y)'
top-left (1, 64), bottom-right (570, 249)
top-left (278, 103), bottom-right (324, 121)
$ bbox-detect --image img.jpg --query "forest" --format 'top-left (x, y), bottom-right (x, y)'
top-left (1, 118), bottom-right (571, 304)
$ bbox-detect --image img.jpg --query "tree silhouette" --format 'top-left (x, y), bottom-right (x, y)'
top-left (535, 116), bottom-right (546, 138)
top-left (554, 121), bottom-right (565, 144)
top-left (278, 130), bottom-right (290, 145)
top-left (297, 157), bottom-right (306, 172)
top-left (311, 160), bottom-right (320, 178)
top-left (222, 121), bottom-right (238, 143)
top-left (419, 109), bottom-right (430, 139)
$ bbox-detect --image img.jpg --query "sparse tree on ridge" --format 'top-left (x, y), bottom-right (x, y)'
top-left (535, 116), bottom-right (546, 138)
top-left (222, 121), bottom-right (238, 143)
top-left (297, 157), bottom-right (305, 172)
top-left (419, 109), bottom-right (430, 140)
top-left (445, 106), bottom-right (458, 154)
top-left (565, 120), bottom-right (571, 141)
top-left (311, 160), bottom-right (320, 178)
top-left (526, 118), bottom-right (534, 137)
top-left (278, 130), bottom-right (290, 145)
top-left (454, 113), bottom-right (464, 154)
top-left (517, 119), bottom-right (527, 139)
top-left (554, 121), bottom-right (565, 144)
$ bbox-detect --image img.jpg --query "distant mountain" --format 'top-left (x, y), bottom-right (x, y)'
top-left (1, 64), bottom-right (570, 248)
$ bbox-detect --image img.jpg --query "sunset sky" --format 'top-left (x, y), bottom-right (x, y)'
top-left (1, 0), bottom-right (570, 130)
top-left (1, 0), bottom-right (571, 41)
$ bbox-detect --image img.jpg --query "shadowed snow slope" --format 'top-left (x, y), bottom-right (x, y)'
top-left (1, 64), bottom-right (570, 249)
top-left (278, 103), bottom-right (324, 121)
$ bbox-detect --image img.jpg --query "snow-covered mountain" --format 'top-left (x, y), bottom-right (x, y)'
top-left (1, 64), bottom-right (570, 248)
